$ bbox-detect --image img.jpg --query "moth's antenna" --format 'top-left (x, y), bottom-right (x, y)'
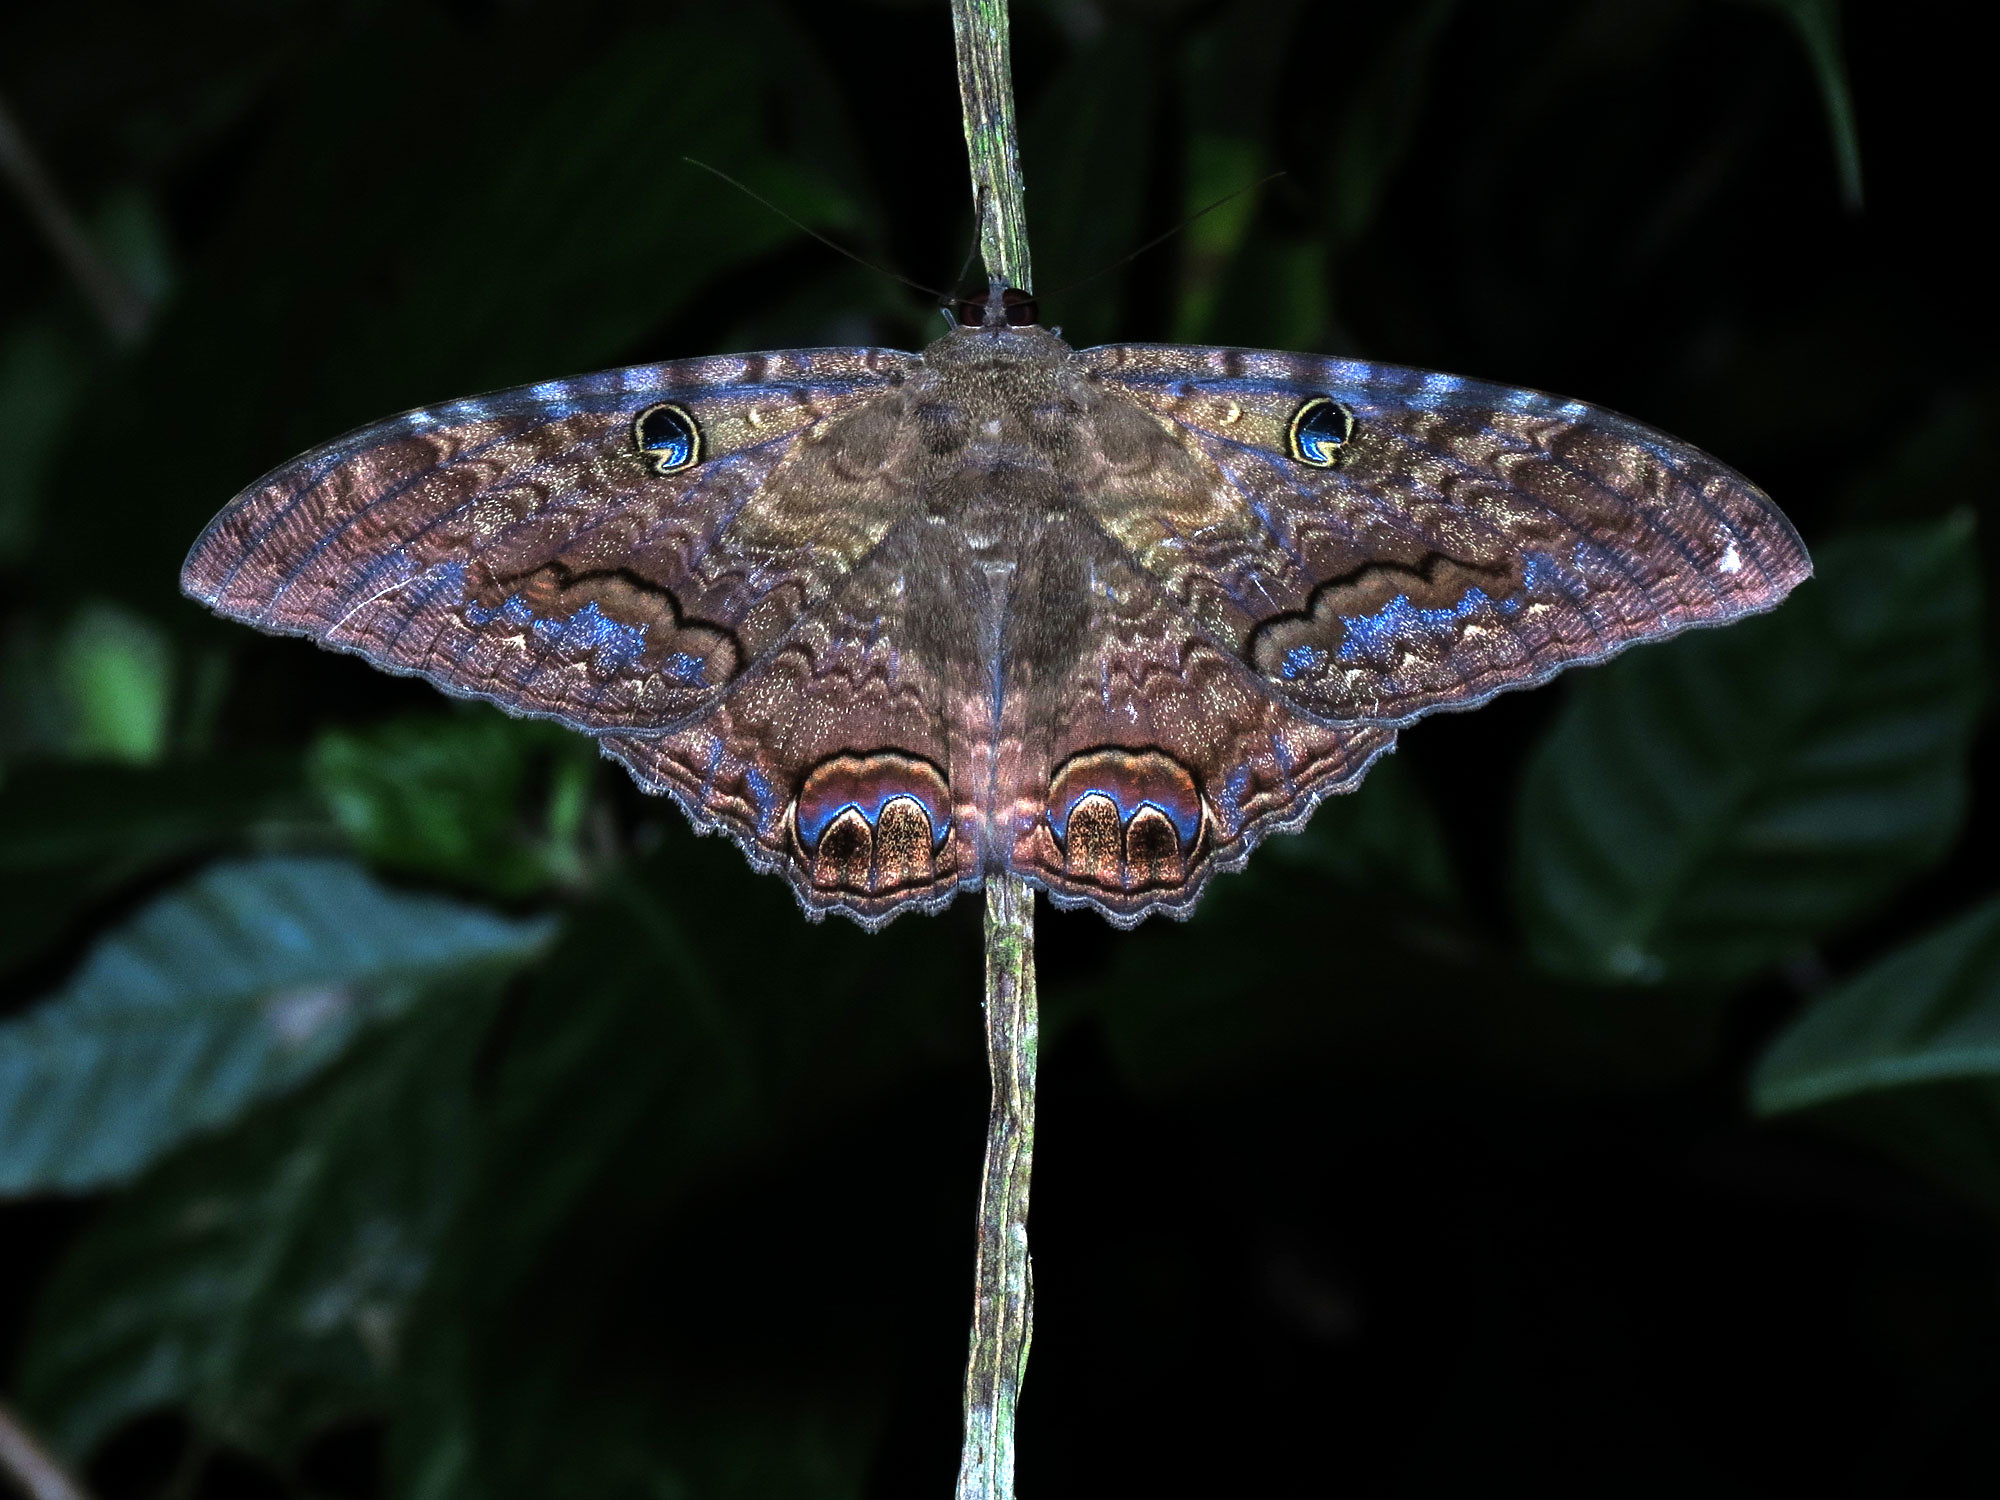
top-left (1042, 171), bottom-right (1287, 299)
top-left (954, 188), bottom-right (986, 293)
top-left (682, 157), bottom-right (954, 302)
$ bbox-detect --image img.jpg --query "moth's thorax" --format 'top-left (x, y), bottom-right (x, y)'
top-left (914, 325), bottom-right (1086, 451)
top-left (907, 324), bottom-right (1095, 547)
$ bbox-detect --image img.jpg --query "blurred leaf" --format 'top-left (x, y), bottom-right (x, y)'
top-left (1753, 892), bottom-right (2000, 1217)
top-left (1171, 131), bottom-right (1266, 343)
top-left (1255, 751), bottom-right (1458, 909)
top-left (89, 183), bottom-right (175, 313)
top-left (45, 1), bottom-right (871, 607)
top-left (1197, 233), bottom-right (1331, 355)
top-left (386, 840), bottom-right (974, 1497)
top-left (56, 602), bottom-right (173, 760)
top-left (1060, 757), bottom-right (1751, 1099)
top-left (0, 312), bottom-right (93, 563)
top-left (398, 1361), bottom-right (878, 1500)
top-left (17, 990), bottom-right (495, 1460)
top-left (1024, 17), bottom-right (1161, 347)
top-left (1755, 893), bottom-right (2000, 1115)
top-left (1515, 513), bottom-right (1982, 985)
top-left (0, 753), bottom-right (317, 976)
top-left (1750, 0), bottom-right (1863, 209)
top-left (1170, 0), bottom-right (1299, 342)
top-left (309, 712), bottom-right (597, 899)
top-left (0, 856), bottom-right (552, 1195)
top-left (0, 601), bottom-right (174, 765)
top-left (1322, 0), bottom-right (1458, 247)
top-left (437, 842), bottom-right (972, 1286)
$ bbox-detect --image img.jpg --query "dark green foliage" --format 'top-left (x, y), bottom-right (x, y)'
top-left (1754, 895), bottom-right (2000, 1215)
top-left (308, 713), bottom-right (598, 900)
top-left (2, 0), bottom-right (1996, 1495)
top-left (1516, 514), bottom-right (1983, 984)
top-left (0, 857), bottom-right (552, 1194)
top-left (17, 991), bottom-right (496, 1460)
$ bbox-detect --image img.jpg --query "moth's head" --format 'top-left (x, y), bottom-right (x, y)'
top-left (951, 283), bottom-right (1039, 331)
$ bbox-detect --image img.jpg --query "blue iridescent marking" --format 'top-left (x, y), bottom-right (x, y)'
top-left (1051, 790), bottom-right (1202, 847)
top-left (1218, 766), bottom-right (1252, 830)
top-left (745, 766), bottom-right (780, 826)
top-left (1337, 586), bottom-right (1495, 662)
top-left (1525, 548), bottom-right (1589, 599)
top-left (466, 595), bottom-right (647, 671)
top-left (635, 404), bottom-right (698, 470)
top-left (1331, 550), bottom-right (1600, 661)
top-left (1290, 399), bottom-right (1353, 466)
top-left (662, 651), bottom-right (705, 684)
top-left (796, 788), bottom-right (945, 849)
top-left (1281, 643), bottom-right (1328, 680)
top-left (525, 601), bottom-right (648, 670)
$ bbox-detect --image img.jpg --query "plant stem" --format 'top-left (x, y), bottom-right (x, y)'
top-left (950, 6), bottom-right (1037, 1493)
top-left (0, 1401), bottom-right (94, 1500)
top-left (957, 874), bottom-right (1039, 1499)
top-left (950, 0), bottom-right (1033, 292)
top-left (0, 91), bottom-right (151, 346)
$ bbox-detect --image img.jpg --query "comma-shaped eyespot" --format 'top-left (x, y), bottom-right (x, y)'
top-left (633, 403), bottom-right (701, 474)
top-left (1287, 396), bottom-right (1355, 468)
top-left (1046, 749), bottom-right (1205, 893)
top-left (793, 752), bottom-right (954, 897)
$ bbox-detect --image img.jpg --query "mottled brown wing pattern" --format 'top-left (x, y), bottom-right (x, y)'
top-left (600, 527), bottom-right (992, 927)
top-left (992, 518), bottom-right (1394, 925)
top-left (183, 322), bottom-right (1811, 931)
top-left (1081, 344), bottom-right (1811, 727)
top-left (182, 348), bottom-right (919, 734)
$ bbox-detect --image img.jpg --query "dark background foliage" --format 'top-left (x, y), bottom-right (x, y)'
top-left (2, 0), bottom-right (1995, 1494)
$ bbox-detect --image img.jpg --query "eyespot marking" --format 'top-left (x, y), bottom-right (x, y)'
top-left (1046, 749), bottom-right (1204, 893)
top-left (634, 403), bottom-right (701, 474)
top-left (1288, 397), bottom-right (1355, 468)
top-left (794, 752), bottom-right (953, 896)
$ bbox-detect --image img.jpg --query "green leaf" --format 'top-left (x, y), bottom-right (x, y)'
top-left (1751, 0), bottom-right (1864, 209)
top-left (1023, 18), bottom-right (1161, 347)
top-left (1321, 0), bottom-right (1458, 247)
top-left (384, 840), bottom-right (973, 1497)
top-left (47, 2), bottom-right (872, 607)
top-left (0, 602), bottom-right (176, 765)
top-left (1070, 758), bottom-right (1732, 1101)
top-left (1515, 513), bottom-right (1983, 985)
top-left (1169, 0), bottom-right (1297, 343)
top-left (0, 314), bottom-right (95, 564)
top-left (1754, 894), bottom-right (2000, 1115)
top-left (1252, 751), bottom-right (1458, 910)
top-left (0, 856), bottom-right (552, 1195)
top-left (1752, 893), bottom-right (2000, 1217)
top-left (17, 993), bottom-right (495, 1460)
top-left (310, 712), bottom-right (597, 899)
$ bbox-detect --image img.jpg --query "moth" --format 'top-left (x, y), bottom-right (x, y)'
top-left (182, 285), bottom-right (1810, 927)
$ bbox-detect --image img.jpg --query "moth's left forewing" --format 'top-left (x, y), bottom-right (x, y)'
top-left (602, 527), bottom-right (984, 930)
top-left (180, 348), bottom-right (919, 735)
top-left (1083, 344), bottom-right (1811, 727)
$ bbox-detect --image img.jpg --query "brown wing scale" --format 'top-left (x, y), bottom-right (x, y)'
top-left (1080, 343), bottom-right (1811, 726)
top-left (181, 348), bottom-right (919, 734)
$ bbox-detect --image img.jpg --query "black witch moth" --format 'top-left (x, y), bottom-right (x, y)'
top-left (182, 290), bottom-right (1810, 927)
